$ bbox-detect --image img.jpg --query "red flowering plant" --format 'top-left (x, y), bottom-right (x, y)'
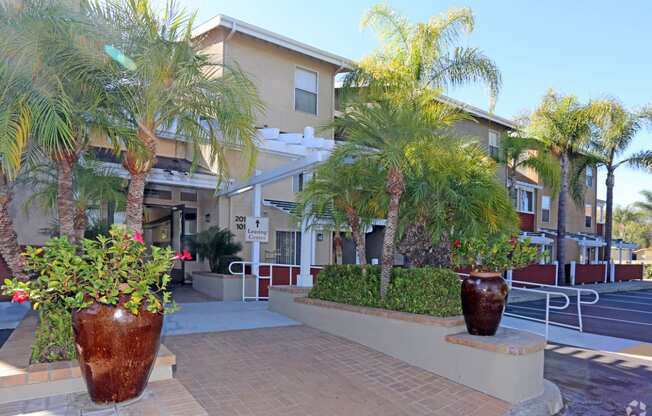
top-left (2, 225), bottom-right (178, 315)
top-left (451, 234), bottom-right (538, 273)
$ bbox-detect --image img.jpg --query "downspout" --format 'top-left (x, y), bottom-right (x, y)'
top-left (225, 20), bottom-right (237, 41)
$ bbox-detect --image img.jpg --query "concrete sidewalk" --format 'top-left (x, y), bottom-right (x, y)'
top-left (0, 302), bottom-right (29, 330)
top-left (163, 301), bottom-right (299, 336)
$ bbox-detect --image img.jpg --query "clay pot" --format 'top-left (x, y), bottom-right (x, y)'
top-left (72, 302), bottom-right (163, 403)
top-left (461, 272), bottom-right (508, 336)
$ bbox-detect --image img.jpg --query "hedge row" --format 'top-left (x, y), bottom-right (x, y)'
top-left (308, 265), bottom-right (462, 317)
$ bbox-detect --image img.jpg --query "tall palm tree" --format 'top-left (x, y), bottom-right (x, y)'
top-left (21, 156), bottom-right (126, 242)
top-left (588, 101), bottom-right (652, 267)
top-left (613, 205), bottom-right (642, 242)
top-left (331, 99), bottom-right (463, 297)
top-left (0, 62), bottom-right (30, 279)
top-left (634, 190), bottom-right (652, 217)
top-left (94, 0), bottom-right (262, 233)
top-left (527, 91), bottom-right (605, 284)
top-left (296, 152), bottom-right (385, 266)
top-left (0, 0), bottom-right (119, 243)
top-left (338, 4), bottom-right (501, 297)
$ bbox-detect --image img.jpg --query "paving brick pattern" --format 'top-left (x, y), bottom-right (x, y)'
top-left (0, 379), bottom-right (206, 416)
top-left (165, 325), bottom-right (511, 416)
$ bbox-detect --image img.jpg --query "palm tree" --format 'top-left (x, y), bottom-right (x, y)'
top-left (0, 0), bottom-right (119, 243)
top-left (0, 62), bottom-right (30, 279)
top-left (613, 206), bottom-right (642, 242)
top-left (296, 152), bottom-right (385, 266)
top-left (343, 4), bottom-right (501, 110)
top-left (588, 101), bottom-right (652, 267)
top-left (94, 0), bottom-right (262, 233)
top-left (331, 99), bottom-right (463, 297)
top-left (399, 137), bottom-right (519, 267)
top-left (527, 91), bottom-right (605, 284)
top-left (21, 156), bottom-right (126, 242)
top-left (635, 190), bottom-right (652, 217)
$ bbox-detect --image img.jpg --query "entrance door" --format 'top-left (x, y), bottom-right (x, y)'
top-left (143, 204), bottom-right (185, 283)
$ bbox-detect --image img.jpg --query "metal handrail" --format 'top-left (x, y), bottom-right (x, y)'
top-left (228, 261), bottom-right (323, 301)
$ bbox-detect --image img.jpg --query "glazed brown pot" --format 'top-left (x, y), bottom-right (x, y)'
top-left (461, 271), bottom-right (509, 336)
top-left (72, 302), bottom-right (163, 404)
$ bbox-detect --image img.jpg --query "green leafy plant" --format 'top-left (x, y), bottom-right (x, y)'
top-left (189, 227), bottom-right (242, 274)
top-left (31, 305), bottom-right (76, 363)
top-left (2, 225), bottom-right (178, 316)
top-left (451, 235), bottom-right (538, 273)
top-left (308, 265), bottom-right (462, 317)
top-left (645, 264), bottom-right (652, 280)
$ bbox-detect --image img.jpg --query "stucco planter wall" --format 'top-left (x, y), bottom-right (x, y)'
top-left (192, 272), bottom-right (256, 301)
top-left (269, 286), bottom-right (546, 405)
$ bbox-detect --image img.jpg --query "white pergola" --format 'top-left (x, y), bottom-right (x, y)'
top-left (217, 151), bottom-right (330, 287)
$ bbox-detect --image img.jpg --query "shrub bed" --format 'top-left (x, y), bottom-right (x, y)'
top-left (309, 265), bottom-right (462, 317)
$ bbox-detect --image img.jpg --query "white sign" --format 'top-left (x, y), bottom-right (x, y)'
top-left (245, 217), bottom-right (269, 242)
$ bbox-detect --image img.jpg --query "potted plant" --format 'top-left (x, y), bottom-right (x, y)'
top-left (2, 226), bottom-right (180, 404)
top-left (452, 235), bottom-right (537, 336)
top-left (189, 226), bottom-right (242, 273)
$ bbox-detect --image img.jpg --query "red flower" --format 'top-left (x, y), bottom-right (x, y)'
top-left (453, 239), bottom-right (462, 248)
top-left (509, 236), bottom-right (518, 246)
top-left (132, 232), bottom-right (144, 244)
top-left (11, 290), bottom-right (29, 304)
top-left (174, 250), bottom-right (193, 261)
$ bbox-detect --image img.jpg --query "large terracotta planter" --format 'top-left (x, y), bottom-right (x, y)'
top-left (72, 302), bottom-right (163, 403)
top-left (461, 271), bottom-right (508, 336)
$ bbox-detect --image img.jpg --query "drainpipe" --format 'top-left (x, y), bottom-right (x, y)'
top-left (226, 20), bottom-right (237, 41)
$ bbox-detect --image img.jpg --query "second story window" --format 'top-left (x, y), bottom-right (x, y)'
top-left (488, 130), bottom-right (499, 158)
top-left (516, 188), bottom-right (534, 214)
top-left (294, 68), bottom-right (318, 115)
top-left (292, 173), bottom-right (304, 193)
top-left (541, 195), bottom-right (551, 223)
top-left (585, 166), bottom-right (593, 187)
top-left (585, 204), bottom-right (593, 228)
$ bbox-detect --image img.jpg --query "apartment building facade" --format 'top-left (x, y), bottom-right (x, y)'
top-left (3, 13), bottom-right (613, 282)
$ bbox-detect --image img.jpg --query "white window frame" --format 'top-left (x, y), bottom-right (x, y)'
top-left (585, 166), bottom-right (593, 187)
top-left (488, 130), bottom-right (499, 158)
top-left (293, 66), bottom-right (319, 116)
top-left (585, 203), bottom-right (593, 228)
top-left (275, 229), bottom-right (302, 265)
top-left (541, 195), bottom-right (551, 223)
top-left (516, 188), bottom-right (535, 214)
top-left (292, 173), bottom-right (304, 193)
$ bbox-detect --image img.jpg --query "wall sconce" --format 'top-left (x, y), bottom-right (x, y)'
top-left (316, 232), bottom-right (324, 241)
top-left (205, 213), bottom-right (211, 223)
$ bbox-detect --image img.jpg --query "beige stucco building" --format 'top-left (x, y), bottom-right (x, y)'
top-left (4, 13), bottom-right (612, 287)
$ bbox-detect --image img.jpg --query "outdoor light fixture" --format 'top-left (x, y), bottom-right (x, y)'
top-left (317, 232), bottom-right (324, 241)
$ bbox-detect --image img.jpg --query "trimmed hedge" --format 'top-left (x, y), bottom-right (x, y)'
top-left (646, 264), bottom-right (652, 280)
top-left (309, 265), bottom-right (462, 317)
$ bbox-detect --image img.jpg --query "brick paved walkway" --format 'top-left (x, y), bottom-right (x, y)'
top-left (164, 325), bottom-right (511, 416)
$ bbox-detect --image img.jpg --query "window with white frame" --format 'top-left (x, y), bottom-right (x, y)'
top-left (596, 203), bottom-right (605, 224)
top-left (275, 231), bottom-right (301, 265)
top-left (294, 68), bottom-right (318, 115)
top-left (541, 195), bottom-right (551, 223)
top-left (516, 188), bottom-right (534, 213)
top-left (585, 166), bottom-right (593, 187)
top-left (488, 130), bottom-right (499, 158)
top-left (292, 173), bottom-right (304, 193)
top-left (585, 204), bottom-right (593, 228)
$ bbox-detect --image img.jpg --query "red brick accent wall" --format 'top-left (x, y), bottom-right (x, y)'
top-left (574, 264), bottom-right (606, 284)
top-left (258, 265), bottom-right (322, 298)
top-left (614, 264), bottom-right (644, 281)
top-left (512, 264), bottom-right (557, 285)
top-left (518, 212), bottom-right (535, 232)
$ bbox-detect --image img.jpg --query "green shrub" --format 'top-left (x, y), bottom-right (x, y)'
top-left (309, 265), bottom-right (462, 317)
top-left (384, 268), bottom-right (461, 317)
top-left (309, 265), bottom-right (380, 307)
top-left (645, 264), bottom-right (652, 280)
top-left (31, 305), bottom-right (76, 363)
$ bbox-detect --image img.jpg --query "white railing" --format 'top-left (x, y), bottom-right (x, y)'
top-left (505, 279), bottom-right (599, 337)
top-left (457, 273), bottom-right (599, 339)
top-left (228, 261), bottom-right (323, 301)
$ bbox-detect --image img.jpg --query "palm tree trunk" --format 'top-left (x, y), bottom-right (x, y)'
top-left (345, 209), bottom-right (367, 265)
top-left (73, 206), bottom-right (87, 243)
top-left (603, 168), bottom-right (615, 278)
top-left (57, 156), bottom-right (76, 242)
top-left (125, 171), bottom-right (148, 233)
top-left (556, 153), bottom-right (570, 285)
top-left (0, 178), bottom-right (26, 280)
top-left (380, 167), bottom-right (404, 299)
top-left (334, 232), bottom-right (343, 265)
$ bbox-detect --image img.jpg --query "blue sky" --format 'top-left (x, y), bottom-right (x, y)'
top-left (161, 0), bottom-right (652, 206)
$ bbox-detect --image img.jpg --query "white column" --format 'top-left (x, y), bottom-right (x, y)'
top-left (619, 247), bottom-right (623, 264)
top-left (594, 247), bottom-right (599, 264)
top-left (538, 245), bottom-right (545, 265)
top-left (298, 172), bottom-right (314, 287)
top-left (570, 261), bottom-right (576, 286)
top-left (251, 182), bottom-right (262, 280)
top-left (580, 246), bottom-right (587, 265)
